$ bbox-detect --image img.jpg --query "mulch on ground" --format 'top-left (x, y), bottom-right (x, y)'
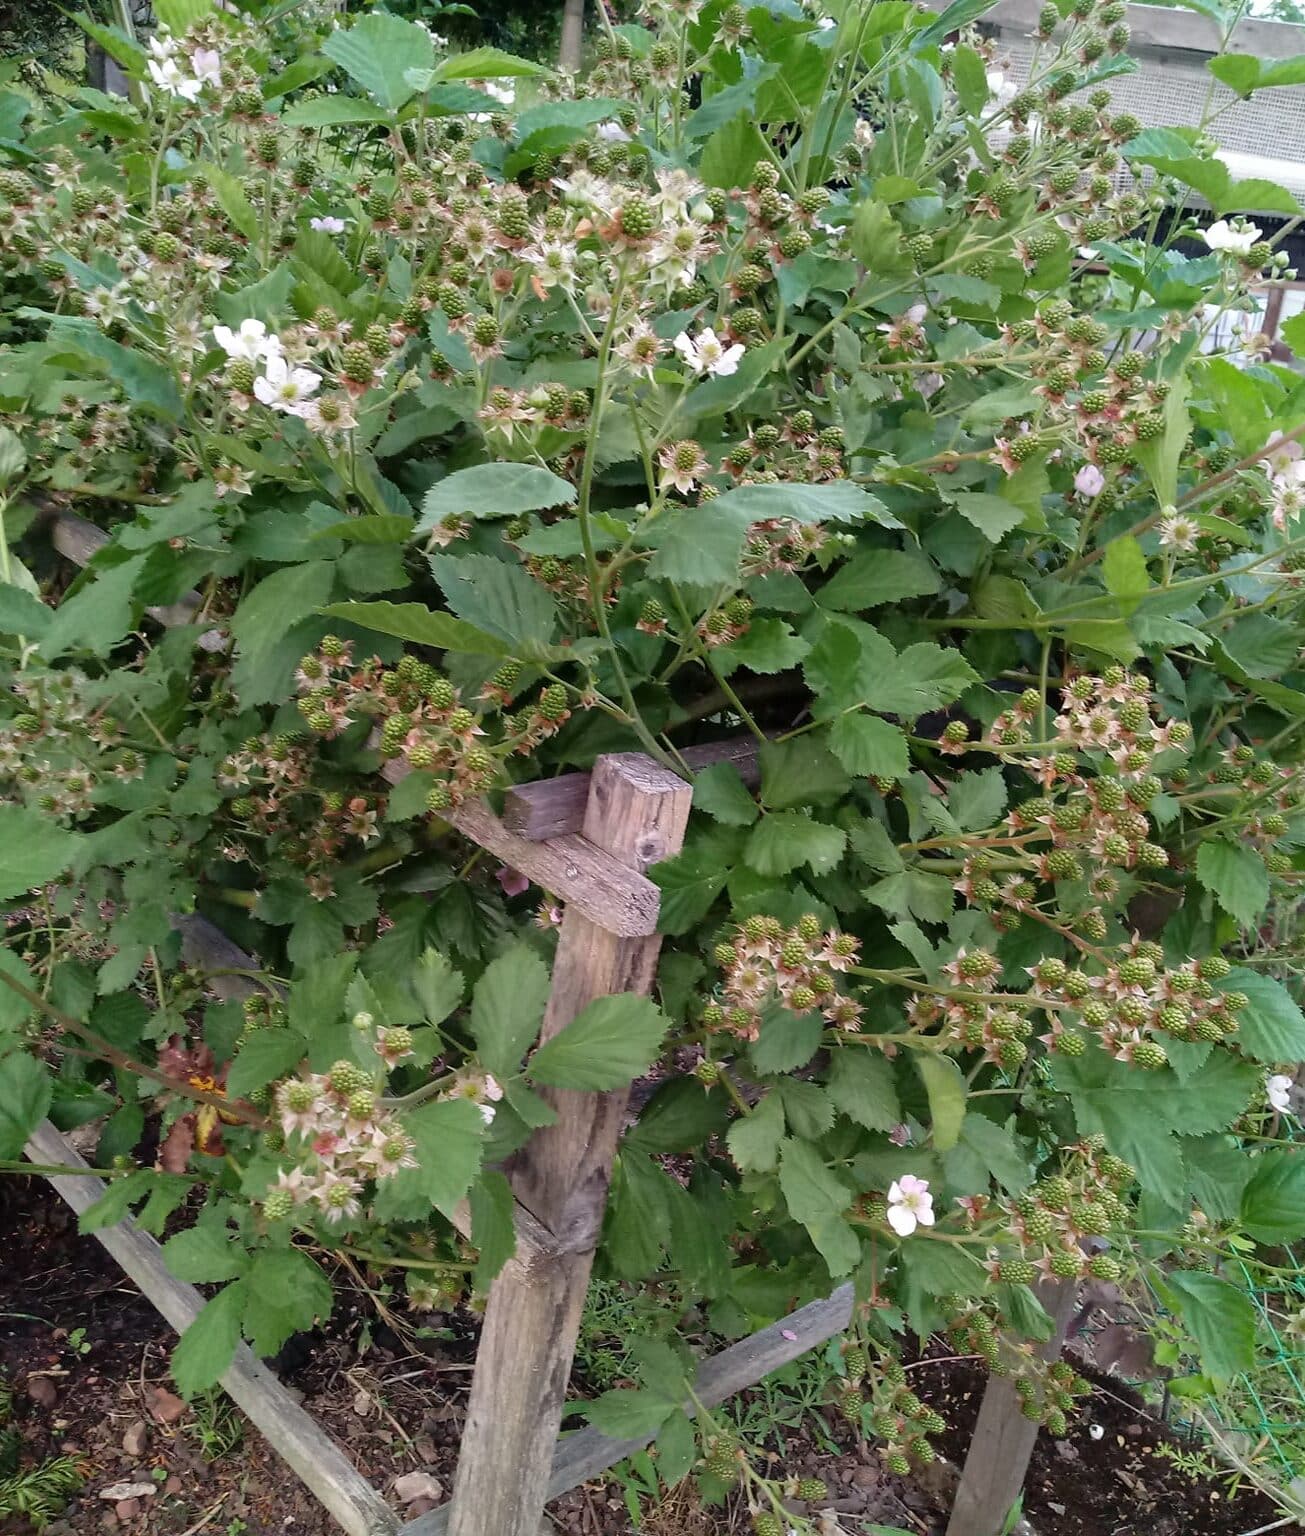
top-left (1, 1176), bottom-right (1296, 1536)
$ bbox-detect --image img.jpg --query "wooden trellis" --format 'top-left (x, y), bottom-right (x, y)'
top-left (23, 512), bottom-right (1077, 1536)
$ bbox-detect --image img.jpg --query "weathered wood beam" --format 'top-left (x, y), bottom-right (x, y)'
top-left (501, 735), bottom-right (760, 842)
top-left (25, 1121), bottom-right (400, 1536)
top-left (377, 756), bottom-right (665, 939)
top-left (442, 754), bottom-right (692, 1536)
top-left (404, 1282), bottom-right (855, 1536)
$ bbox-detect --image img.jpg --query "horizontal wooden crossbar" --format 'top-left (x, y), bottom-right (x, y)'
top-left (377, 756), bottom-right (664, 938)
top-left (403, 1283), bottom-right (854, 1535)
top-left (502, 736), bottom-right (759, 841)
top-left (25, 1121), bottom-right (401, 1536)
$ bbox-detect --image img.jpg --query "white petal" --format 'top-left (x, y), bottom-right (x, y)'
top-left (886, 1204), bottom-right (917, 1237)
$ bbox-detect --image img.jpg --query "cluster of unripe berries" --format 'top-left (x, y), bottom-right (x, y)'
top-left (290, 639), bottom-right (573, 815)
top-left (705, 914), bottom-right (863, 1040)
top-left (0, 671), bottom-right (140, 823)
top-left (943, 1300), bottom-right (1091, 1434)
top-left (838, 1350), bottom-right (947, 1475)
top-left (979, 1137), bottom-right (1136, 1281)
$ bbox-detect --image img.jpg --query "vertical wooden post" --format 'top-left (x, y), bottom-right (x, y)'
top-left (945, 1280), bottom-right (1079, 1536)
top-left (558, 0), bottom-right (585, 74)
top-left (446, 754), bottom-right (691, 1536)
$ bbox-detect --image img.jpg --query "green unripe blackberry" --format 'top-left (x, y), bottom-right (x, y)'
top-left (1022, 1208), bottom-right (1055, 1242)
top-left (328, 1060), bottom-right (370, 1096)
top-left (1046, 850), bottom-right (1083, 880)
top-left (998, 1257), bottom-right (1037, 1285)
top-left (1088, 1253), bottom-right (1122, 1281)
top-left (796, 1477), bottom-right (828, 1502)
top-left (342, 341), bottom-right (376, 383)
top-left (1156, 1003), bottom-right (1190, 1035)
top-left (907, 232), bottom-right (935, 265)
top-left (1063, 971), bottom-right (1090, 1001)
top-left (839, 1386), bottom-right (863, 1422)
top-left (705, 1435), bottom-right (738, 1478)
top-left (1053, 801), bottom-right (1087, 831)
top-left (1117, 955), bottom-right (1154, 987)
top-left (364, 321), bottom-right (391, 360)
top-left (751, 1509), bottom-right (784, 1534)
top-left (1266, 852), bottom-right (1291, 875)
top-left (1263, 813), bottom-right (1288, 836)
top-left (1133, 413), bottom-right (1164, 441)
top-left (364, 187), bottom-right (391, 221)
top-left (1132, 1039), bottom-right (1168, 1070)
top-left (1049, 168), bottom-right (1081, 196)
top-left (618, 193), bottom-right (657, 240)
top-left (1135, 842), bottom-right (1169, 869)
top-left (426, 782), bottom-right (452, 812)
top-left (346, 1088), bottom-right (376, 1120)
top-left (1049, 1248), bottom-right (1082, 1278)
top-left (471, 312), bottom-right (499, 349)
top-left (779, 228), bottom-right (812, 259)
top-left (1116, 998), bottom-right (1148, 1028)
top-left (736, 262), bottom-right (769, 294)
top-left (496, 193), bottom-right (530, 239)
top-left (799, 186), bottom-right (831, 217)
top-left (263, 1188), bottom-right (295, 1220)
top-left (693, 1058), bottom-right (720, 1085)
top-left (998, 1038), bottom-right (1028, 1069)
top-left (538, 684), bottom-right (569, 721)
top-left (227, 358), bottom-right (256, 394)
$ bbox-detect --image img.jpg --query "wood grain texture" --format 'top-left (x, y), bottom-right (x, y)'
top-left (945, 1279), bottom-right (1079, 1536)
top-left (443, 754), bottom-right (690, 1536)
top-left (25, 1121), bottom-right (399, 1536)
top-left (405, 1283), bottom-right (855, 1536)
top-left (376, 754), bottom-right (664, 938)
top-left (502, 736), bottom-right (760, 841)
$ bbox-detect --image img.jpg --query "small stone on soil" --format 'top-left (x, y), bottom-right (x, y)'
top-left (145, 1386), bottom-right (187, 1424)
top-left (393, 1471), bottom-right (444, 1505)
top-left (122, 1420), bottom-right (150, 1456)
top-left (99, 1481), bottom-right (157, 1500)
top-left (27, 1373), bottom-right (58, 1407)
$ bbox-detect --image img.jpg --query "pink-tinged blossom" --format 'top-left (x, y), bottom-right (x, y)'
top-left (497, 865), bottom-right (530, 898)
top-left (886, 1174), bottom-right (935, 1236)
top-left (1074, 463), bottom-right (1105, 498)
top-left (1267, 1072), bottom-right (1294, 1113)
top-left (190, 48), bottom-right (222, 88)
top-left (310, 215), bottom-right (348, 234)
top-left (1201, 219), bottom-right (1261, 256)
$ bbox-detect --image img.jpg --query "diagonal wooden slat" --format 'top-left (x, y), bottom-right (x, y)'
top-left (25, 1121), bottom-right (400, 1536)
top-left (403, 1283), bottom-right (855, 1536)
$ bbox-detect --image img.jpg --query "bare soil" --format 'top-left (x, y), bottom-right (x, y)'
top-left (1, 1178), bottom-right (1296, 1536)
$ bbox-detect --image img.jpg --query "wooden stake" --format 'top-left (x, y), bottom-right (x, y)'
top-left (945, 1279), bottom-right (1079, 1536)
top-left (445, 754), bottom-right (691, 1536)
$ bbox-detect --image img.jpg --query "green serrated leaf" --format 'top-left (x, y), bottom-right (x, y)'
top-left (1195, 840), bottom-right (1269, 928)
top-left (419, 464), bottom-right (575, 529)
top-left (1222, 969), bottom-right (1305, 1063)
top-left (529, 995), bottom-right (668, 1090)
top-left (829, 714), bottom-right (910, 780)
top-left (172, 1281), bottom-right (246, 1397)
top-left (778, 1138), bottom-right (859, 1277)
top-left (827, 1051), bottom-right (901, 1132)
top-left (0, 1050), bottom-right (52, 1158)
top-left (319, 600), bottom-right (508, 656)
top-left (691, 762), bottom-right (758, 826)
top-left (321, 12), bottom-right (433, 108)
top-left (726, 1090), bottom-right (786, 1172)
top-left (470, 945), bottom-right (550, 1077)
top-left (745, 814), bottom-right (846, 876)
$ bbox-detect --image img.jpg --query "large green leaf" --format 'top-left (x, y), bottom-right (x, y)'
top-left (1167, 1271), bottom-right (1256, 1381)
top-left (40, 556), bottom-right (146, 659)
top-left (172, 1280), bottom-right (246, 1397)
top-left (949, 491), bottom-right (1025, 543)
top-left (915, 1053), bottom-right (966, 1151)
top-left (225, 1030), bottom-right (305, 1101)
top-left (321, 12), bottom-right (433, 109)
top-left (726, 1091), bottom-right (786, 1172)
top-left (778, 1138), bottom-right (860, 1277)
top-left (0, 1051), bottom-right (52, 1158)
top-left (529, 995), bottom-right (668, 1091)
top-left (429, 553), bottom-right (558, 655)
top-left (242, 1248), bottom-right (333, 1355)
top-left (162, 1222), bottom-right (248, 1285)
top-left (818, 547), bottom-right (939, 611)
top-left (827, 1051), bottom-right (901, 1132)
top-left (433, 46), bottom-right (550, 81)
top-left (232, 562), bottom-right (336, 670)
top-left (1219, 614), bottom-right (1300, 680)
top-left (1195, 841), bottom-right (1269, 929)
top-left (318, 599), bottom-right (508, 656)
top-left (0, 808), bottom-right (80, 901)
top-left (1242, 1150), bottom-right (1305, 1242)
top-left (829, 714), bottom-right (910, 780)
top-left (419, 464), bottom-right (575, 529)
top-left (373, 1099), bottom-right (485, 1221)
top-left (282, 96), bottom-right (392, 127)
top-left (470, 945), bottom-right (550, 1077)
top-left (745, 813), bottom-right (846, 876)
top-left (1222, 969), bottom-right (1305, 1063)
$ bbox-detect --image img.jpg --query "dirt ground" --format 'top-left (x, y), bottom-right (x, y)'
top-left (1, 1178), bottom-right (1297, 1536)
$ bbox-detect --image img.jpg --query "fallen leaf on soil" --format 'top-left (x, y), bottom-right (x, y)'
top-left (26, 1375), bottom-right (57, 1407)
top-left (146, 1386), bottom-right (188, 1424)
top-left (99, 1481), bottom-right (158, 1500)
top-left (393, 1471), bottom-right (444, 1505)
top-left (122, 1420), bottom-right (150, 1457)
top-left (115, 1499), bottom-right (141, 1520)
